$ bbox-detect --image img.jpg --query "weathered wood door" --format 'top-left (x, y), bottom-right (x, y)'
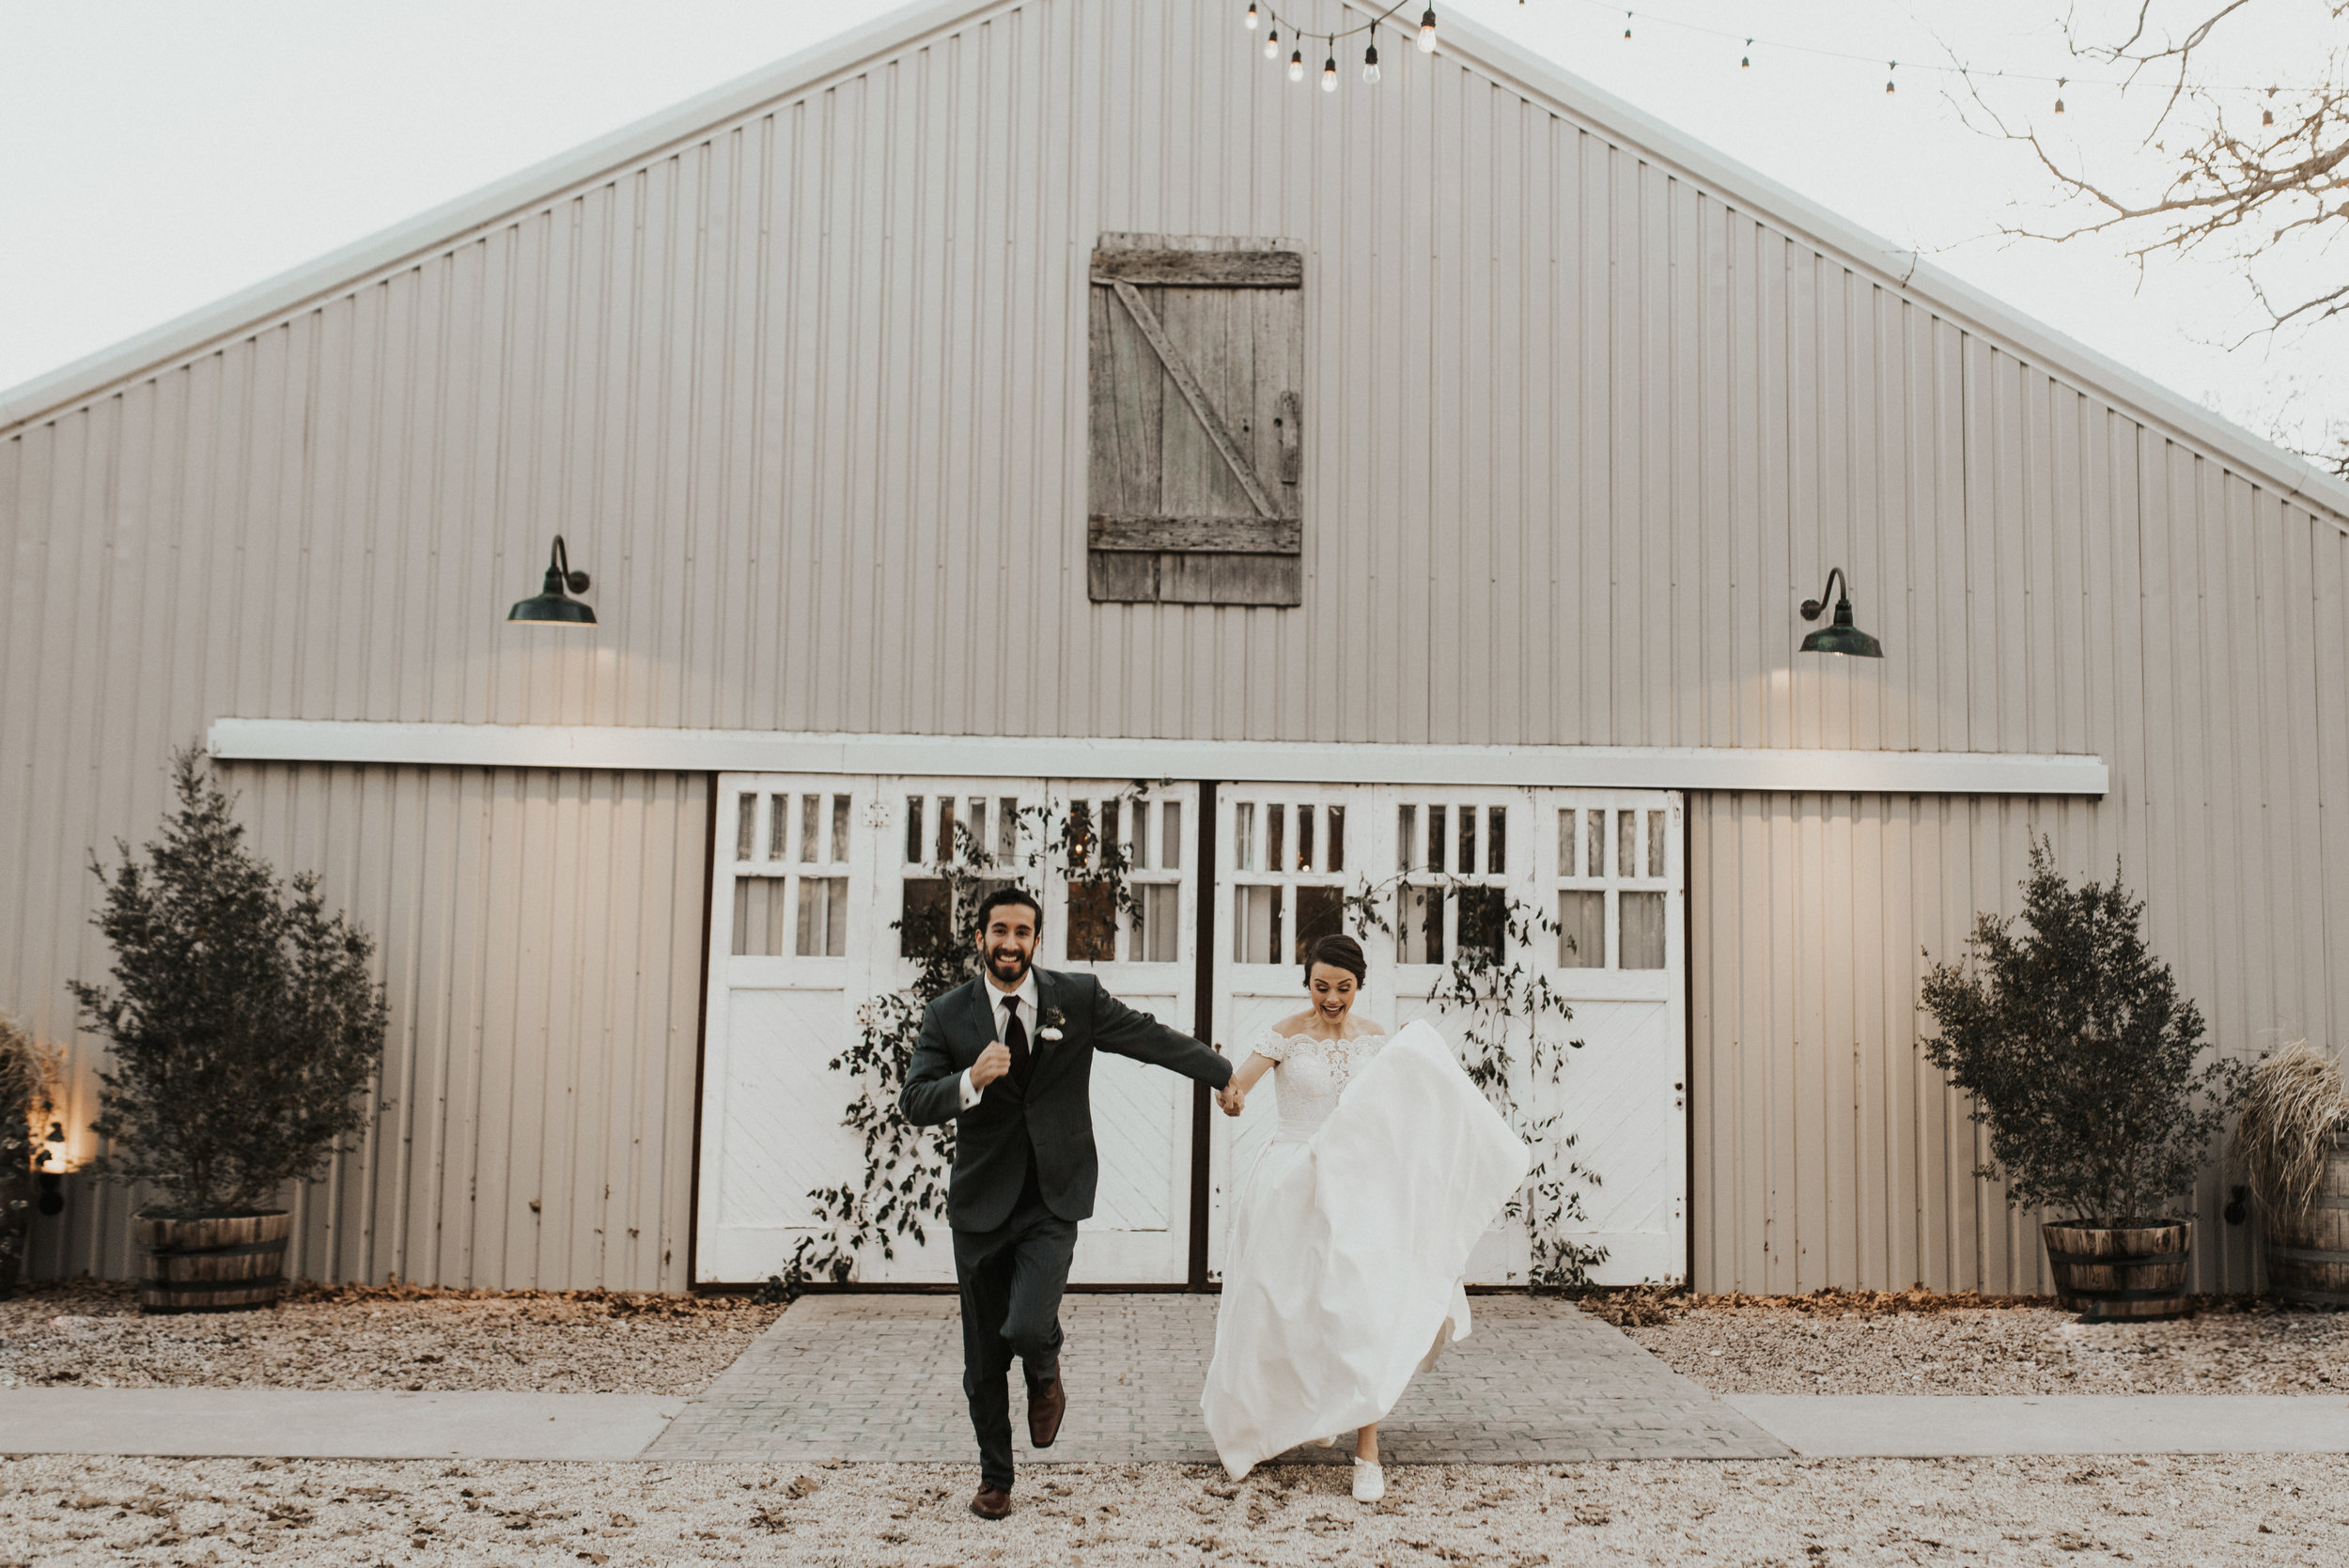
top-left (1206, 784), bottom-right (1688, 1286)
top-left (1087, 233), bottom-right (1304, 605)
top-left (695, 776), bottom-right (1204, 1286)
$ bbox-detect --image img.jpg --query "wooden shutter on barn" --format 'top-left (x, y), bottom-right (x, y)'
top-left (1087, 233), bottom-right (1304, 606)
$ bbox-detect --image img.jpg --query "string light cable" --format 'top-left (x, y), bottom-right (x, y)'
top-left (1552, 0), bottom-right (2310, 111)
top-left (1242, 2), bottom-right (2314, 113)
top-left (1249, 0), bottom-right (1433, 88)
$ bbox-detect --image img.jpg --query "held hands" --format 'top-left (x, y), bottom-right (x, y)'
top-left (1217, 1083), bottom-right (1247, 1117)
top-left (971, 1041), bottom-right (1013, 1091)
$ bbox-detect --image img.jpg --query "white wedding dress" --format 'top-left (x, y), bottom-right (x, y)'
top-left (1199, 1018), bottom-right (1531, 1479)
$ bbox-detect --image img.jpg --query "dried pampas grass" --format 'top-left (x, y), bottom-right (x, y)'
top-left (2237, 1041), bottom-right (2349, 1217)
top-left (0, 1014), bottom-right (60, 1129)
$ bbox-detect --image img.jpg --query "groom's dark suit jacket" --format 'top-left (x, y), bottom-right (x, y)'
top-left (900, 968), bottom-right (1233, 1233)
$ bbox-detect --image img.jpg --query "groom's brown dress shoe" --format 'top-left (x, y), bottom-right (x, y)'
top-left (970, 1485), bottom-right (1012, 1520)
top-left (1027, 1374), bottom-right (1067, 1449)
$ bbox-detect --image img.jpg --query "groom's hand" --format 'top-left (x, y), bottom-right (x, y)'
top-left (971, 1041), bottom-right (1013, 1091)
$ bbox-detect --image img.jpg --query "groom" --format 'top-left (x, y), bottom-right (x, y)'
top-left (900, 886), bottom-right (1234, 1520)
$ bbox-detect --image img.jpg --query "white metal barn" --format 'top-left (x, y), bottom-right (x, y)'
top-left (5, 0), bottom-right (2345, 1297)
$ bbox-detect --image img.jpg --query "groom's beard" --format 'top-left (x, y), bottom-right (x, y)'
top-left (985, 946), bottom-right (1033, 986)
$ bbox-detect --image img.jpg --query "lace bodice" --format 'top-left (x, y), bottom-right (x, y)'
top-left (1250, 1024), bottom-right (1386, 1141)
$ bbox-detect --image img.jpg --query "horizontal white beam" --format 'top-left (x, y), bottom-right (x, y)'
top-left (208, 720), bottom-right (2108, 797)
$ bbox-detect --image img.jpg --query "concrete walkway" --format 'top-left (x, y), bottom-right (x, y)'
top-left (642, 1293), bottom-right (1783, 1465)
top-left (4, 1297), bottom-right (2344, 1464)
top-left (1731, 1393), bottom-right (2349, 1457)
top-left (0, 1388), bottom-right (680, 1461)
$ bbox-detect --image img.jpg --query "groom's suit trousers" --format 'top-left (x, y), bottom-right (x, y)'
top-left (952, 1157), bottom-right (1078, 1490)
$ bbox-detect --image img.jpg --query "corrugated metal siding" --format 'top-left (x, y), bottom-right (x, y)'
top-left (20, 766), bottom-right (708, 1292)
top-left (5, 0), bottom-right (2344, 1288)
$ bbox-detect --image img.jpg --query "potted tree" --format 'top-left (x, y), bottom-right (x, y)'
top-left (1920, 838), bottom-right (2247, 1320)
top-left (0, 1015), bottom-right (62, 1296)
top-left (70, 750), bottom-right (388, 1312)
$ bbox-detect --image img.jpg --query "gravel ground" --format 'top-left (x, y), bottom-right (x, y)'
top-left (0, 1453), bottom-right (2338, 1566)
top-left (1607, 1289), bottom-right (2349, 1396)
top-left (0, 1281), bottom-right (783, 1396)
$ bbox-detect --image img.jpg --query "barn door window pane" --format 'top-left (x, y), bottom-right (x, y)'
top-left (1559, 891), bottom-right (1605, 968)
top-left (1296, 804), bottom-right (1315, 871)
top-left (1428, 806), bottom-right (1448, 873)
top-left (1486, 807), bottom-right (1507, 874)
top-left (998, 799), bottom-right (1019, 861)
top-left (1459, 808), bottom-right (1477, 876)
top-left (1457, 886), bottom-right (1507, 963)
top-left (1587, 811), bottom-right (1606, 878)
top-left (1557, 809), bottom-right (1579, 876)
top-left (732, 877), bottom-right (790, 956)
top-left (1067, 881), bottom-right (1117, 961)
top-left (936, 797), bottom-right (958, 863)
top-left (901, 877), bottom-right (949, 956)
top-left (1140, 883), bottom-right (1179, 962)
top-left (1325, 804), bottom-right (1345, 872)
top-left (1266, 805), bottom-right (1285, 874)
top-left (905, 797), bottom-right (925, 863)
top-left (966, 799), bottom-right (990, 863)
top-left (1235, 803), bottom-right (1256, 871)
top-left (1617, 811), bottom-right (1637, 886)
top-left (1160, 800), bottom-right (1183, 869)
top-left (1294, 885), bottom-right (1343, 963)
top-left (1400, 884), bottom-right (1444, 964)
top-left (830, 795), bottom-right (851, 862)
top-left (1620, 892), bottom-right (1667, 970)
top-left (798, 877), bottom-right (848, 956)
top-left (1397, 804), bottom-right (1417, 871)
top-left (1102, 801), bottom-right (1122, 867)
top-left (1646, 809), bottom-right (1667, 877)
top-left (1236, 885), bottom-right (1282, 963)
top-left (735, 795), bottom-right (758, 862)
top-left (799, 796), bottom-right (821, 863)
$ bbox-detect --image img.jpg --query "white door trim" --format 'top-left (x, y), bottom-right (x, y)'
top-left (209, 719), bottom-right (2109, 796)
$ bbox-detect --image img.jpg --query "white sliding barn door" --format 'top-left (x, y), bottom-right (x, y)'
top-left (1206, 785), bottom-right (1686, 1287)
top-left (696, 776), bottom-right (1201, 1286)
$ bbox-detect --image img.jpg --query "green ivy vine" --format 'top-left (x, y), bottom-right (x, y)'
top-left (762, 785), bottom-right (1160, 1301)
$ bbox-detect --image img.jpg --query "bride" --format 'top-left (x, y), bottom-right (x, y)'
top-left (1200, 934), bottom-right (1529, 1501)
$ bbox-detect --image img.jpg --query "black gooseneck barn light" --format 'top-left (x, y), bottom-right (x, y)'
top-left (1798, 567), bottom-right (1883, 658)
top-left (507, 535), bottom-right (596, 625)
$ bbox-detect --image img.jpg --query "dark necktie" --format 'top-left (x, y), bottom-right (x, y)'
top-left (1003, 996), bottom-right (1031, 1084)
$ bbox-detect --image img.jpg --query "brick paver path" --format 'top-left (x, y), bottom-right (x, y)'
top-left (643, 1294), bottom-right (1783, 1465)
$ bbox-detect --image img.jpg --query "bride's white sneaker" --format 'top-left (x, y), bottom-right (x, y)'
top-left (1310, 1434), bottom-right (1335, 1448)
top-left (1351, 1457), bottom-right (1384, 1503)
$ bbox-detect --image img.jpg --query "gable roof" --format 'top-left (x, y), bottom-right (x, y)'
top-left (8, 0), bottom-right (2345, 522)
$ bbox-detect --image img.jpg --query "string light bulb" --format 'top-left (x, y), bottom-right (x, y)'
top-left (1289, 47), bottom-right (1305, 83)
top-left (1265, 26), bottom-right (1279, 59)
top-left (1245, 2), bottom-right (1258, 28)
top-left (2263, 107), bottom-right (2276, 126)
top-left (1418, 7), bottom-right (1438, 54)
top-left (1363, 37), bottom-right (1381, 85)
top-left (1323, 50), bottom-right (1338, 91)
top-left (1742, 39), bottom-right (1751, 68)
top-left (1885, 62), bottom-right (1896, 94)
top-left (2054, 77), bottom-right (2066, 114)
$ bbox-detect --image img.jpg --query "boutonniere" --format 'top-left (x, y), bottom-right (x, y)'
top-left (1040, 1007), bottom-right (1067, 1042)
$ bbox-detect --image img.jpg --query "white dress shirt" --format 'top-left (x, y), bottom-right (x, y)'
top-left (957, 967), bottom-right (1042, 1110)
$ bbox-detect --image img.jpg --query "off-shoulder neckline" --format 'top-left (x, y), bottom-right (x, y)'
top-left (1264, 1019), bottom-right (1388, 1042)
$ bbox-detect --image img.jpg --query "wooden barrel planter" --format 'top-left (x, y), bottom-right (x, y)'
top-left (2263, 1134), bottom-right (2349, 1307)
top-left (133, 1211), bottom-right (292, 1313)
top-left (2042, 1219), bottom-right (2193, 1321)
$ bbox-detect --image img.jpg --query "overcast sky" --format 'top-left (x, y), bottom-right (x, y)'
top-left (3, 0), bottom-right (2337, 457)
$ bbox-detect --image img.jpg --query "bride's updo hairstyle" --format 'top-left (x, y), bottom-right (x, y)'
top-left (1302, 932), bottom-right (1368, 986)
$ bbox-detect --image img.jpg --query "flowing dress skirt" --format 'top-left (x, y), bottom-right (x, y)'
top-left (1199, 1021), bottom-right (1532, 1478)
